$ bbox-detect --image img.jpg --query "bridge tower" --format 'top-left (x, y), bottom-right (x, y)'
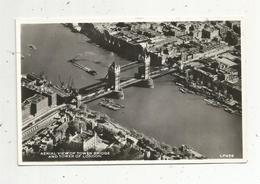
top-left (76, 94), bottom-right (82, 108)
top-left (180, 52), bottom-right (187, 71)
top-left (137, 53), bottom-right (154, 88)
top-left (107, 62), bottom-right (124, 99)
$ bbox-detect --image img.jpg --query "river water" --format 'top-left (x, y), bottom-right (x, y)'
top-left (21, 24), bottom-right (242, 158)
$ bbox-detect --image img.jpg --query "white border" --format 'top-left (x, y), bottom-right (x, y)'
top-left (16, 16), bottom-right (247, 165)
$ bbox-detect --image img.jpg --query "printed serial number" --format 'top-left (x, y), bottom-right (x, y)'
top-left (219, 154), bottom-right (234, 158)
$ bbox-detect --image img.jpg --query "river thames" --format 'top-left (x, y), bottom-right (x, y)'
top-left (21, 24), bottom-right (242, 158)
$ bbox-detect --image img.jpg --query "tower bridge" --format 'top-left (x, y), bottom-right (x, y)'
top-left (78, 60), bottom-right (141, 94)
top-left (79, 54), bottom-right (177, 103)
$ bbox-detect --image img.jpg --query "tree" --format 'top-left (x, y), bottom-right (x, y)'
top-left (225, 31), bottom-right (238, 46)
top-left (211, 62), bottom-right (219, 70)
top-left (65, 122), bottom-right (77, 136)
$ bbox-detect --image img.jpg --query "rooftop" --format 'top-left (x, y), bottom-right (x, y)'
top-left (220, 52), bottom-right (239, 62)
top-left (217, 57), bottom-right (237, 67)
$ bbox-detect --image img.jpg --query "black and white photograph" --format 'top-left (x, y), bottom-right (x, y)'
top-left (17, 20), bottom-right (244, 164)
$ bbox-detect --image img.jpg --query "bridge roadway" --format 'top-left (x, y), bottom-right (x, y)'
top-left (120, 61), bottom-right (141, 72)
top-left (80, 66), bottom-right (177, 103)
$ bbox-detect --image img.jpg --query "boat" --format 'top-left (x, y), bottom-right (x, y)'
top-left (204, 98), bottom-right (214, 104)
top-left (102, 98), bottom-right (125, 108)
top-left (86, 68), bottom-right (97, 76)
top-left (204, 98), bottom-right (221, 107)
top-left (28, 44), bottom-right (37, 50)
top-left (99, 100), bottom-right (120, 111)
top-left (112, 103), bottom-right (125, 109)
top-left (224, 107), bottom-right (231, 113)
top-left (179, 87), bottom-right (186, 94)
top-left (68, 58), bottom-right (97, 76)
top-left (175, 82), bottom-right (184, 87)
top-left (186, 89), bottom-right (195, 94)
top-left (68, 58), bottom-right (76, 63)
top-left (212, 101), bottom-right (221, 108)
top-left (224, 107), bottom-right (236, 114)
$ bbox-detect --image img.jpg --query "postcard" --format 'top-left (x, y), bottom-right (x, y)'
top-left (16, 17), bottom-right (245, 165)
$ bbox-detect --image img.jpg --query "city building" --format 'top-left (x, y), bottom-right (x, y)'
top-left (22, 102), bottom-right (31, 120)
top-left (27, 94), bottom-right (49, 116)
top-left (216, 57), bottom-right (237, 71)
top-left (83, 132), bottom-right (108, 152)
top-left (68, 133), bottom-right (83, 151)
top-left (202, 27), bottom-right (219, 40)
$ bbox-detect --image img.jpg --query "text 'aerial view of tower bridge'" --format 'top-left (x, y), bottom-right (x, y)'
top-left (19, 20), bottom-right (242, 163)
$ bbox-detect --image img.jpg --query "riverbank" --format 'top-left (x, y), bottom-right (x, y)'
top-left (22, 103), bottom-right (205, 161)
top-left (88, 75), bottom-right (242, 159)
top-left (172, 72), bottom-right (242, 116)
